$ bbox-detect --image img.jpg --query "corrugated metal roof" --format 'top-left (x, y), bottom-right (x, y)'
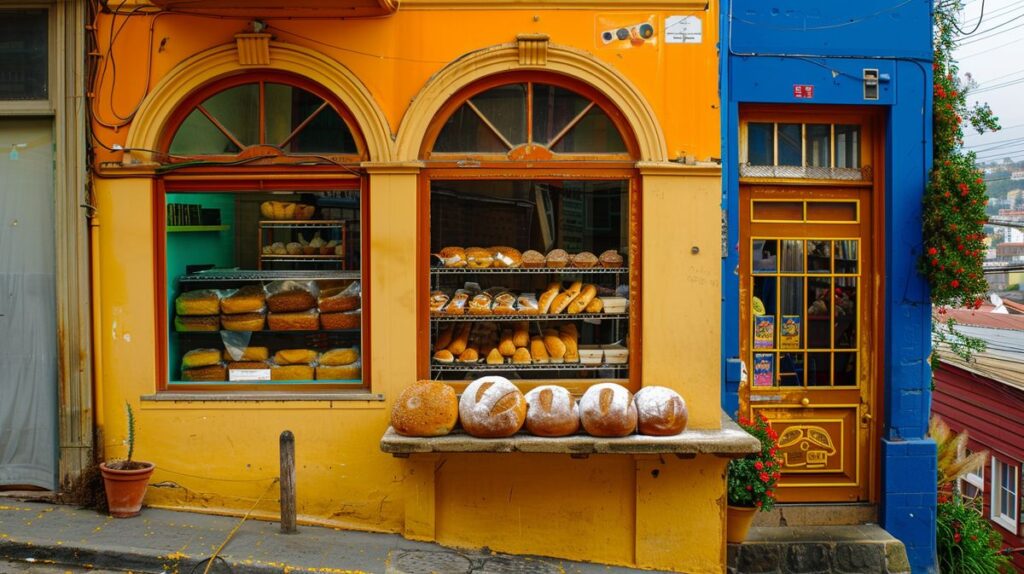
top-left (934, 315), bottom-right (1024, 392)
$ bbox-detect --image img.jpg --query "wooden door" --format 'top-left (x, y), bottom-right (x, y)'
top-left (739, 187), bottom-right (876, 503)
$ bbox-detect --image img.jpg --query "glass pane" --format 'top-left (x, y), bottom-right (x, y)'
top-left (753, 201), bottom-right (802, 221)
top-left (551, 106), bottom-right (627, 153)
top-left (753, 276), bottom-right (777, 349)
top-left (805, 124), bottom-right (831, 168)
top-left (746, 123), bottom-right (774, 165)
top-left (807, 240), bottom-right (831, 273)
top-left (807, 352), bottom-right (831, 386)
top-left (533, 84), bottom-right (590, 145)
top-left (169, 109), bottom-right (241, 155)
top-left (778, 123), bottom-right (802, 166)
top-left (834, 352), bottom-right (857, 386)
top-left (807, 277), bottom-right (831, 349)
top-left (433, 104), bottom-right (509, 153)
top-left (835, 124), bottom-right (861, 168)
top-left (752, 239), bottom-right (777, 273)
top-left (779, 277), bottom-right (803, 350)
top-left (807, 201), bottom-right (857, 222)
top-left (471, 83), bottom-right (527, 145)
top-left (201, 84), bottom-right (259, 146)
top-left (753, 352), bottom-right (777, 387)
top-left (781, 240), bottom-right (804, 273)
top-left (779, 352), bottom-right (803, 387)
top-left (0, 10), bottom-right (48, 100)
top-left (265, 84), bottom-right (358, 155)
top-left (834, 240), bottom-right (858, 274)
top-left (835, 277), bottom-right (857, 349)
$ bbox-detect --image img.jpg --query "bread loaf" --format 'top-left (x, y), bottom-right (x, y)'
top-left (490, 246), bottom-right (523, 268)
top-left (525, 386), bottom-right (580, 437)
top-left (567, 284), bottom-right (598, 314)
top-left (320, 347), bottom-right (358, 366)
top-left (491, 291), bottom-right (517, 315)
top-left (176, 290), bottom-right (221, 316)
top-left (558, 323), bottom-right (578, 337)
top-left (538, 283), bottom-right (560, 314)
top-left (529, 336), bottom-right (550, 363)
top-left (274, 349), bottom-right (318, 365)
top-left (182, 348), bottom-right (222, 369)
top-left (433, 349), bottom-right (455, 363)
top-left (580, 383), bottom-right (637, 437)
top-left (316, 365), bottom-right (361, 380)
top-left (267, 286), bottom-right (316, 312)
top-left (458, 347), bottom-right (479, 363)
top-left (437, 247), bottom-right (467, 268)
top-left (559, 331), bottom-right (579, 363)
top-left (570, 251), bottom-right (598, 268)
top-left (181, 364), bottom-right (226, 381)
top-left (521, 250), bottom-right (545, 268)
top-left (498, 330), bottom-right (516, 357)
top-left (465, 247), bottom-right (493, 268)
top-left (321, 310), bottom-right (359, 330)
top-left (270, 364), bottom-right (314, 381)
top-left (221, 312), bottom-right (265, 331)
top-left (318, 284), bottom-right (360, 313)
top-left (585, 297), bottom-right (604, 313)
top-left (468, 293), bottom-right (493, 315)
top-left (222, 347), bottom-right (269, 362)
top-left (543, 329), bottom-right (567, 363)
top-left (268, 311), bottom-right (319, 331)
top-left (435, 326), bottom-right (454, 351)
top-left (545, 249), bottom-right (569, 268)
top-left (445, 290), bottom-right (470, 315)
top-left (512, 347), bottom-right (532, 364)
top-left (599, 249), bottom-right (624, 268)
top-left (220, 285), bottom-right (266, 314)
top-left (391, 382), bottom-right (459, 437)
top-left (548, 281), bottom-right (582, 315)
top-left (486, 348), bottom-right (504, 365)
top-left (512, 322), bottom-right (529, 348)
top-left (459, 376), bottom-right (527, 438)
top-left (449, 324), bottom-right (471, 355)
top-left (516, 293), bottom-right (539, 315)
top-left (174, 315), bottom-right (220, 332)
top-left (634, 386), bottom-right (689, 436)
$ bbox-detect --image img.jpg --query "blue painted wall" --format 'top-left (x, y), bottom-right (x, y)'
top-left (720, 1), bottom-right (937, 571)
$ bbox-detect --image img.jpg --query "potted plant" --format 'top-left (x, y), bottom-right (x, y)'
top-left (726, 413), bottom-right (781, 543)
top-left (99, 402), bottom-right (155, 518)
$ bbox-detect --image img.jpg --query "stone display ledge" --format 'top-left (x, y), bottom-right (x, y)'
top-left (381, 411), bottom-right (759, 458)
top-left (141, 391), bottom-right (385, 402)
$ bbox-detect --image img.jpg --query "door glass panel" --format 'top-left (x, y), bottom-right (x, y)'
top-left (753, 201), bottom-right (802, 221)
top-left (835, 278), bottom-right (857, 349)
top-left (807, 277), bottom-right (831, 349)
top-left (780, 240), bottom-right (804, 273)
top-left (551, 107), bottom-right (627, 153)
top-left (753, 239), bottom-right (778, 273)
top-left (834, 352), bottom-right (857, 386)
top-left (807, 240), bottom-right (831, 273)
top-left (201, 84), bottom-right (259, 146)
top-left (747, 122), bottom-right (774, 165)
top-left (753, 276), bottom-right (777, 349)
top-left (806, 352), bottom-right (831, 386)
top-left (0, 10), bottom-right (48, 100)
top-left (779, 352), bottom-right (804, 387)
top-left (433, 104), bottom-right (509, 153)
top-left (470, 83), bottom-right (527, 145)
top-left (834, 240), bottom-right (858, 273)
top-left (807, 201), bottom-right (857, 222)
top-left (777, 123), bottom-right (802, 166)
top-left (753, 352), bottom-right (777, 387)
top-left (835, 124), bottom-right (861, 168)
top-left (779, 277), bottom-right (804, 350)
top-left (169, 109), bottom-right (241, 155)
top-left (533, 84), bottom-right (590, 145)
top-left (805, 124), bottom-right (831, 168)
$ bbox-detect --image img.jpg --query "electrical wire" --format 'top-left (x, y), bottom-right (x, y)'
top-left (267, 22), bottom-right (450, 64)
top-left (957, 34), bottom-right (1024, 58)
top-left (951, 0), bottom-right (987, 35)
top-left (732, 0), bottom-right (916, 32)
top-left (956, 9), bottom-right (1024, 46)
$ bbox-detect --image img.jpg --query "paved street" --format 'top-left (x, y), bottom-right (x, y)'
top-left (0, 561), bottom-right (122, 574)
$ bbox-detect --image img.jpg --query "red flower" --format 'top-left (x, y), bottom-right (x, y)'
top-left (951, 280), bottom-right (959, 288)
top-left (958, 183), bottom-right (969, 195)
top-left (772, 472), bottom-right (781, 480)
top-left (976, 177), bottom-right (983, 184)
top-left (760, 472), bottom-right (770, 483)
top-left (746, 485), bottom-right (752, 491)
top-left (928, 247), bottom-right (937, 256)
top-left (769, 448), bottom-right (777, 456)
top-left (755, 461), bottom-right (764, 471)
top-left (931, 259), bottom-right (939, 267)
top-left (756, 500), bottom-right (763, 508)
top-left (954, 532), bottom-right (962, 544)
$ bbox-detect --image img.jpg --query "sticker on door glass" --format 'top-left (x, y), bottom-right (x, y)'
top-left (754, 315), bottom-right (775, 348)
top-left (779, 315), bottom-right (801, 349)
top-left (665, 15), bottom-right (702, 44)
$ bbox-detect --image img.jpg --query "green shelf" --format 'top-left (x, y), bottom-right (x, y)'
top-left (167, 225), bottom-right (229, 233)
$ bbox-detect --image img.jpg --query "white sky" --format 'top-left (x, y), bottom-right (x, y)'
top-left (954, 0), bottom-right (1024, 164)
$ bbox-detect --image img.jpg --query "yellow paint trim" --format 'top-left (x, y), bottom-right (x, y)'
top-left (401, 0), bottom-right (709, 8)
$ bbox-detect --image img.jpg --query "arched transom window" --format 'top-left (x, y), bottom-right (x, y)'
top-left (163, 74), bottom-right (364, 163)
top-left (426, 75), bottom-right (635, 161)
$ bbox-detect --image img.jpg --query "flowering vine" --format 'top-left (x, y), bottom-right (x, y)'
top-left (922, 2), bottom-right (1000, 309)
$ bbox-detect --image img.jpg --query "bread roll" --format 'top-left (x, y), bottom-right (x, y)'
top-left (490, 246), bottom-right (523, 268)
top-left (221, 312), bottom-right (265, 331)
top-left (392, 382), bottom-right (459, 437)
top-left (570, 251), bottom-right (598, 268)
top-left (270, 364), bottom-right (314, 381)
top-left (176, 290), bottom-right (221, 316)
top-left (585, 297), bottom-right (604, 313)
top-left (274, 349), bottom-right (318, 365)
top-left (599, 249), bottom-right (624, 268)
top-left (220, 285), bottom-right (266, 314)
top-left (182, 348), bottom-right (222, 369)
top-left (437, 247), bottom-right (467, 268)
top-left (529, 336), bottom-right (550, 363)
top-left (434, 349), bottom-right (455, 363)
top-left (549, 281), bottom-right (582, 315)
top-left (521, 250), bottom-right (545, 268)
top-left (512, 347), bottom-right (532, 364)
top-left (435, 326), bottom-right (454, 351)
top-left (268, 311), bottom-right (319, 331)
top-left (512, 322), bottom-right (529, 348)
top-left (567, 284), bottom-right (598, 314)
top-left (267, 287), bottom-right (315, 313)
top-left (459, 376), bottom-right (527, 438)
top-left (316, 365), bottom-right (361, 380)
top-left (543, 329), bottom-right (567, 363)
top-left (174, 315), bottom-right (220, 332)
top-left (486, 348), bottom-right (504, 365)
top-left (545, 249), bottom-right (569, 268)
top-left (580, 383), bottom-right (637, 437)
top-left (525, 386), bottom-right (580, 437)
top-left (538, 283), bottom-right (560, 314)
top-left (321, 310), bottom-right (359, 330)
top-left (634, 386), bottom-right (689, 436)
top-left (466, 247), bottom-right (493, 268)
top-left (449, 324), bottom-right (471, 355)
top-left (458, 347), bottom-right (479, 363)
top-left (498, 330), bottom-right (516, 357)
top-left (181, 364), bottom-right (226, 382)
top-left (222, 347), bottom-right (269, 362)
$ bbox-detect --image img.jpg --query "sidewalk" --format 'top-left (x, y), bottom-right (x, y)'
top-left (0, 500), bottom-right (669, 574)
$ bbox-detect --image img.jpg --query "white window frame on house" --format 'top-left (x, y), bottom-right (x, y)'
top-left (960, 453), bottom-right (984, 507)
top-left (991, 457), bottom-right (1019, 533)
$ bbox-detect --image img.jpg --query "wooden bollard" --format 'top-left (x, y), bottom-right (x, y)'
top-left (280, 430), bottom-right (297, 534)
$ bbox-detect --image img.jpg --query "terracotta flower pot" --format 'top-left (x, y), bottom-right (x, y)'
top-left (726, 504), bottom-right (757, 543)
top-left (100, 461), bottom-right (155, 518)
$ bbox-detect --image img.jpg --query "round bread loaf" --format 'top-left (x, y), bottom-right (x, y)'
top-left (634, 386), bottom-right (688, 436)
top-left (459, 376), bottom-right (527, 438)
top-left (391, 382), bottom-right (459, 437)
top-left (267, 288), bottom-right (316, 312)
top-left (580, 382), bottom-right (637, 437)
top-left (521, 250), bottom-right (545, 268)
top-left (524, 385), bottom-right (580, 437)
top-left (220, 285), bottom-right (266, 314)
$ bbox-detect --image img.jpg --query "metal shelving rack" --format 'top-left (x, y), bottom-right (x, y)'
top-left (430, 362), bottom-right (628, 372)
top-left (430, 312), bottom-right (627, 322)
top-left (258, 220), bottom-right (347, 270)
top-left (179, 269), bottom-right (360, 284)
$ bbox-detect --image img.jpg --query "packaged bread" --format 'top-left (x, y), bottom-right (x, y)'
top-left (490, 246), bottom-right (523, 268)
top-left (468, 292), bottom-right (493, 315)
top-left (268, 310), bottom-right (319, 331)
top-left (174, 315), bottom-right (220, 332)
top-left (545, 249), bottom-right (570, 268)
top-left (538, 282), bottom-right (561, 314)
top-left (549, 281), bottom-right (583, 314)
top-left (585, 297), bottom-right (604, 314)
top-left (525, 386), bottom-right (580, 437)
top-left (435, 326), bottom-right (454, 351)
top-left (176, 290), bottom-right (221, 316)
top-left (437, 247), bottom-right (467, 268)
top-left (429, 290), bottom-right (450, 315)
top-left (320, 347), bottom-right (359, 366)
top-left (570, 251), bottom-right (598, 268)
top-left (182, 348), bottom-right (222, 369)
top-left (567, 284), bottom-right (598, 314)
top-left (498, 329), bottom-right (516, 357)
top-left (321, 310), bottom-right (360, 330)
top-left (266, 281), bottom-right (316, 312)
top-left (492, 291), bottom-right (517, 315)
top-left (521, 250), bottom-right (545, 268)
top-left (391, 381), bottom-right (459, 437)
top-left (220, 285), bottom-right (266, 314)
top-left (580, 382), bottom-right (637, 437)
top-left (433, 349), bottom-right (455, 363)
top-left (634, 386), bottom-right (688, 436)
top-left (530, 336), bottom-right (550, 363)
top-left (512, 347), bottom-right (532, 364)
top-left (448, 323), bottom-right (472, 355)
top-left (516, 293), bottom-right (539, 315)
top-left (222, 347), bottom-right (269, 362)
top-left (318, 281), bottom-right (360, 313)
top-left (221, 312), bottom-right (265, 331)
top-left (459, 376), bottom-right (527, 438)
top-left (599, 250), bottom-right (624, 268)
top-left (271, 364), bottom-right (314, 381)
top-left (445, 290), bottom-right (471, 315)
top-left (274, 349), bottom-right (318, 365)
top-left (316, 364), bottom-right (361, 380)
top-left (512, 322), bottom-right (530, 348)
top-left (181, 364), bottom-right (226, 382)
top-left (543, 329), bottom-right (567, 363)
top-left (465, 247), bottom-right (493, 268)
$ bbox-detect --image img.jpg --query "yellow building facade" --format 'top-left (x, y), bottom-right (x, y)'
top-left (90, 2), bottom-right (744, 571)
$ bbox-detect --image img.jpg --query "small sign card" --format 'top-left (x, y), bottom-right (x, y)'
top-left (229, 369), bottom-right (271, 382)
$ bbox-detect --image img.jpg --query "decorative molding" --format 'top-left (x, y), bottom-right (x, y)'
top-left (235, 33), bottom-right (272, 66)
top-left (400, 0), bottom-right (708, 9)
top-left (636, 161), bottom-right (721, 177)
top-left (517, 34), bottom-right (549, 66)
top-left (361, 161), bottom-right (426, 175)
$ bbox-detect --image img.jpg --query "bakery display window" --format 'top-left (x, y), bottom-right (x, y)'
top-left (163, 183), bottom-right (365, 389)
top-left (427, 179), bottom-right (633, 388)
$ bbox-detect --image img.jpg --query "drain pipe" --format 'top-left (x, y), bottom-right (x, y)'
top-left (88, 202), bottom-right (105, 442)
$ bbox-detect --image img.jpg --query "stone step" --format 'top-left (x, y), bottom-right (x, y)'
top-left (752, 503), bottom-right (877, 527)
top-left (727, 525), bottom-right (910, 574)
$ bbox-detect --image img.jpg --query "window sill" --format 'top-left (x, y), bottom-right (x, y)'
top-left (992, 514), bottom-right (1018, 535)
top-left (141, 390), bottom-right (384, 403)
top-left (380, 411), bottom-right (760, 459)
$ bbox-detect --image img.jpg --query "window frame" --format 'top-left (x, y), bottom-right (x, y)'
top-left (991, 457), bottom-right (1019, 533)
top-left (0, 5), bottom-right (55, 115)
top-left (959, 451), bottom-right (984, 506)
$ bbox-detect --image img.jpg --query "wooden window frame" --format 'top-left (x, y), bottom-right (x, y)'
top-left (991, 457), bottom-right (1019, 534)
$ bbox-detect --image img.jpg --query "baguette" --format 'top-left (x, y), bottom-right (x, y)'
top-left (549, 281), bottom-right (582, 315)
top-left (567, 284), bottom-right (598, 314)
top-left (560, 331), bottom-right (579, 363)
top-left (448, 323), bottom-right (471, 355)
top-left (498, 329), bottom-right (516, 357)
top-left (512, 322), bottom-right (530, 348)
top-left (543, 329), bottom-right (567, 363)
top-left (538, 282), bottom-right (561, 314)
top-left (530, 336), bottom-right (550, 363)
top-left (435, 326), bottom-right (454, 351)
top-left (585, 297), bottom-right (604, 313)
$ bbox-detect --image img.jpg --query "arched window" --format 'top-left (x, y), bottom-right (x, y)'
top-left (161, 73), bottom-right (364, 163)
